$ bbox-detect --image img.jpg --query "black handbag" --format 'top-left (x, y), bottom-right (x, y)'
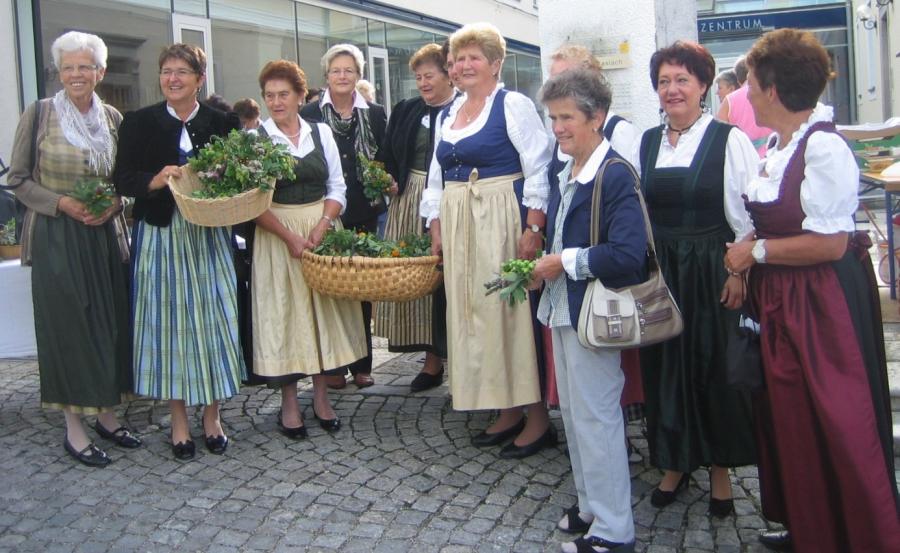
top-left (725, 275), bottom-right (764, 391)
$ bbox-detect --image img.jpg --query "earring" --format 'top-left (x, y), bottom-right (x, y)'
top-left (659, 108), bottom-right (666, 126)
top-left (700, 99), bottom-right (708, 112)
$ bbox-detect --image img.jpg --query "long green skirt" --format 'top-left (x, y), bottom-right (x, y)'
top-left (31, 213), bottom-right (131, 414)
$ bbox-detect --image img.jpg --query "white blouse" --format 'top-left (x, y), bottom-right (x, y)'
top-left (744, 103), bottom-right (857, 234)
top-left (420, 83), bottom-right (552, 226)
top-left (630, 113), bottom-right (757, 240)
top-left (261, 116), bottom-right (347, 211)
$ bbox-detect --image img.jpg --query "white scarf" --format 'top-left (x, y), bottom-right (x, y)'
top-left (52, 89), bottom-right (114, 175)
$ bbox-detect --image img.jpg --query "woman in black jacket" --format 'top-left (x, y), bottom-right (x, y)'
top-left (113, 44), bottom-right (244, 461)
top-left (300, 43), bottom-right (386, 389)
top-left (373, 44), bottom-right (457, 392)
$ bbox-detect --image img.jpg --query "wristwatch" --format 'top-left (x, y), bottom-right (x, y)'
top-left (528, 223), bottom-right (543, 234)
top-left (751, 239), bottom-right (767, 264)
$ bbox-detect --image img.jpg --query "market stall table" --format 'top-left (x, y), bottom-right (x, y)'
top-left (0, 259), bottom-right (36, 358)
top-left (861, 171), bottom-right (900, 299)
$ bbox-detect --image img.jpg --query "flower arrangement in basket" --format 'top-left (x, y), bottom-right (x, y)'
top-left (301, 229), bottom-right (441, 302)
top-left (168, 130), bottom-right (295, 227)
top-left (0, 217), bottom-right (20, 260)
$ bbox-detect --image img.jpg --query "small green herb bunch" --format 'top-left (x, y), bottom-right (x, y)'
top-left (484, 255), bottom-right (542, 307)
top-left (312, 229), bottom-right (432, 258)
top-left (189, 130), bottom-right (295, 199)
top-left (358, 153), bottom-right (393, 204)
top-left (0, 218), bottom-right (16, 246)
top-left (70, 178), bottom-right (117, 217)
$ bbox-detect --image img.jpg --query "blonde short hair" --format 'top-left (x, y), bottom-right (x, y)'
top-left (321, 43), bottom-right (366, 77)
top-left (449, 22), bottom-right (506, 64)
top-left (550, 44), bottom-right (602, 73)
top-left (51, 31), bottom-right (108, 70)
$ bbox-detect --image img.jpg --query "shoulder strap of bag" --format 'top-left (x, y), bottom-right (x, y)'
top-left (588, 157), bottom-right (662, 273)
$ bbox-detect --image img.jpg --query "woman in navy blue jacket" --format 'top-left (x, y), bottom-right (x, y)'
top-left (531, 69), bottom-right (646, 553)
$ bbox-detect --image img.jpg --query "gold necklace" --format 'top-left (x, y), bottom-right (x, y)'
top-left (461, 99), bottom-right (484, 123)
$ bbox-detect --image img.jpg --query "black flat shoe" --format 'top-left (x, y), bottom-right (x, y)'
top-left (64, 439), bottom-right (111, 467)
top-left (561, 535), bottom-right (635, 553)
top-left (204, 434), bottom-right (228, 454)
top-left (313, 407), bottom-right (341, 433)
top-left (558, 503), bottom-right (593, 534)
top-left (650, 473), bottom-right (690, 508)
top-left (471, 417), bottom-right (526, 447)
top-left (171, 440), bottom-right (195, 461)
top-left (498, 425), bottom-right (558, 459)
top-left (708, 497), bottom-right (734, 518)
top-left (277, 412), bottom-right (308, 440)
top-left (410, 368), bottom-right (444, 392)
top-left (758, 530), bottom-right (792, 551)
top-left (93, 421), bottom-right (142, 448)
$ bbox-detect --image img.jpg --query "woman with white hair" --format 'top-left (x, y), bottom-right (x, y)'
top-left (7, 31), bottom-right (138, 467)
top-left (301, 43), bottom-right (388, 389)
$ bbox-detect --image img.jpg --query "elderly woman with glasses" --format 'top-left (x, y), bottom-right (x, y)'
top-left (7, 31), bottom-right (137, 467)
top-left (301, 43), bottom-right (387, 390)
top-left (114, 43), bottom-right (244, 461)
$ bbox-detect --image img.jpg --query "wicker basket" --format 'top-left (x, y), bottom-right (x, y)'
top-left (168, 165), bottom-right (274, 227)
top-left (301, 251), bottom-right (442, 302)
top-left (0, 244), bottom-right (21, 260)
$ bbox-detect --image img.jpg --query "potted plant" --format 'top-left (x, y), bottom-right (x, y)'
top-left (0, 217), bottom-right (20, 260)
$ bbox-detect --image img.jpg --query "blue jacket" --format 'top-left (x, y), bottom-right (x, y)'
top-left (545, 148), bottom-right (648, 328)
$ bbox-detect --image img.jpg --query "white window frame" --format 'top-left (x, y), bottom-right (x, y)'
top-left (172, 13), bottom-right (215, 95)
top-left (367, 46), bottom-right (390, 115)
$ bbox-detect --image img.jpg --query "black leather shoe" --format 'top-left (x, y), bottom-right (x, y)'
top-left (471, 417), bottom-right (526, 447)
top-left (650, 473), bottom-right (690, 508)
top-left (498, 425), bottom-right (558, 459)
top-left (277, 412), bottom-right (308, 440)
top-left (410, 368), bottom-right (444, 392)
top-left (93, 422), bottom-right (142, 448)
top-left (313, 408), bottom-right (341, 433)
top-left (558, 503), bottom-right (593, 534)
top-left (64, 439), bottom-right (112, 467)
top-left (708, 497), bottom-right (734, 518)
top-left (172, 440), bottom-right (195, 461)
top-left (758, 530), bottom-right (792, 551)
top-left (204, 434), bottom-right (228, 454)
top-left (561, 535), bottom-right (635, 553)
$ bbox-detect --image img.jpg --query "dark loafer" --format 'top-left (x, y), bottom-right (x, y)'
top-left (325, 374), bottom-right (347, 390)
top-left (498, 425), bottom-right (558, 459)
top-left (650, 473), bottom-right (690, 508)
top-left (708, 497), bottom-right (734, 518)
top-left (472, 417), bottom-right (526, 447)
top-left (64, 439), bottom-right (111, 467)
top-left (204, 434), bottom-right (228, 454)
top-left (277, 412), bottom-right (308, 440)
top-left (93, 422), bottom-right (142, 448)
top-left (313, 408), bottom-right (341, 432)
top-left (410, 369), bottom-right (444, 392)
top-left (558, 503), bottom-right (593, 534)
top-left (353, 374), bottom-right (375, 388)
top-left (758, 530), bottom-right (792, 551)
top-left (172, 440), bottom-right (195, 461)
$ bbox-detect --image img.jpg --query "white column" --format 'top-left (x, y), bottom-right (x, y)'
top-left (0, 0), bottom-right (22, 182)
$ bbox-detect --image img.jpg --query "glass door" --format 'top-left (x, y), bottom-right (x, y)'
top-left (172, 14), bottom-right (215, 97)
top-left (368, 46), bottom-right (391, 115)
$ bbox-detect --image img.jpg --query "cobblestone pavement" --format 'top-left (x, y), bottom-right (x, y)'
top-left (1, 335), bottom-right (897, 553)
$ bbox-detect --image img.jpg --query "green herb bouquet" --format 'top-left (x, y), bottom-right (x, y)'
top-left (358, 153), bottom-right (392, 205)
top-left (189, 129), bottom-right (295, 199)
top-left (70, 177), bottom-right (117, 217)
top-left (312, 229), bottom-right (431, 258)
top-left (484, 255), bottom-right (542, 307)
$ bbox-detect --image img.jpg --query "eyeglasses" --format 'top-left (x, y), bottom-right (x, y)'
top-left (328, 68), bottom-right (357, 77)
top-left (60, 64), bottom-right (98, 75)
top-left (160, 69), bottom-right (197, 78)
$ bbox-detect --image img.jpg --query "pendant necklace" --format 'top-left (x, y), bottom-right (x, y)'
top-left (666, 114), bottom-right (702, 136)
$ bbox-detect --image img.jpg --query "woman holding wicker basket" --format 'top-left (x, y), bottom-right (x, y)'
top-left (250, 60), bottom-right (365, 438)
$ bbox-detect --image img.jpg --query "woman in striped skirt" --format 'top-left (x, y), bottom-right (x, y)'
top-left (374, 43), bottom-right (458, 392)
top-left (113, 43), bottom-right (244, 461)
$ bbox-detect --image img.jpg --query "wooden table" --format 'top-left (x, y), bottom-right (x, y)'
top-left (862, 171), bottom-right (900, 298)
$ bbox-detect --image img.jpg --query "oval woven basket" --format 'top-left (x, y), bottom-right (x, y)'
top-left (168, 165), bottom-right (274, 227)
top-left (300, 251), bottom-right (442, 302)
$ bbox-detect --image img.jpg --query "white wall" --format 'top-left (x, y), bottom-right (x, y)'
top-left (387, 0), bottom-right (540, 44)
top-left (538, 0), bottom-right (698, 133)
top-left (0, 0), bottom-right (22, 183)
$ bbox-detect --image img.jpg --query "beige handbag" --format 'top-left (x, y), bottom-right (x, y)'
top-left (576, 158), bottom-right (683, 350)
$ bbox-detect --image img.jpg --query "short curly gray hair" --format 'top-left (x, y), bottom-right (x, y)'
top-left (540, 68), bottom-right (612, 120)
top-left (51, 31), bottom-right (108, 70)
top-left (321, 43), bottom-right (366, 77)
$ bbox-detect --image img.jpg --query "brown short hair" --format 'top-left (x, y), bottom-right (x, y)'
top-left (159, 43), bottom-right (206, 75)
top-left (450, 22), bottom-right (506, 64)
top-left (550, 44), bottom-right (602, 73)
top-left (409, 43), bottom-right (448, 74)
top-left (258, 60), bottom-right (308, 98)
top-left (233, 98), bottom-right (260, 120)
top-left (649, 40), bottom-right (715, 99)
top-left (746, 29), bottom-right (834, 113)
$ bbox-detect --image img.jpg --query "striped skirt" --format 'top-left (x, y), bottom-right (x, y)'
top-left (373, 169), bottom-right (434, 351)
top-left (131, 211), bottom-right (245, 405)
